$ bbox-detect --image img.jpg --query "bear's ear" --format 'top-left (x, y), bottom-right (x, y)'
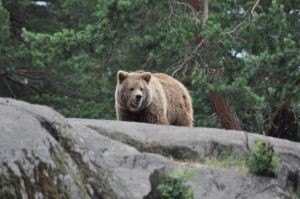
top-left (118, 70), bottom-right (129, 83)
top-left (141, 72), bottom-right (151, 83)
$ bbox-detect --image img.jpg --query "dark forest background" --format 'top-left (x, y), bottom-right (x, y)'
top-left (0, 0), bottom-right (299, 141)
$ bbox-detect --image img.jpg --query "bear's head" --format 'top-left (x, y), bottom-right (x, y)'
top-left (116, 70), bottom-right (153, 112)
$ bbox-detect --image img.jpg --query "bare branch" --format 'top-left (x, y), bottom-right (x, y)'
top-left (243, 131), bottom-right (251, 152)
top-left (251, 0), bottom-right (260, 16)
top-left (202, 0), bottom-right (209, 25)
top-left (16, 71), bottom-right (45, 80)
top-left (0, 70), bottom-right (6, 77)
top-left (6, 76), bottom-right (40, 95)
top-left (169, 38), bottom-right (206, 76)
top-left (225, 18), bottom-right (250, 35)
top-left (225, 0), bottom-right (261, 35)
top-left (2, 77), bottom-right (16, 98)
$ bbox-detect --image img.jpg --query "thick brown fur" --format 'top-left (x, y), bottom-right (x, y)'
top-left (115, 70), bottom-right (193, 127)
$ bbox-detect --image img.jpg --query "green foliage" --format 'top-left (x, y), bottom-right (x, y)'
top-left (0, 0), bottom-right (196, 120)
top-left (0, 0), bottom-right (299, 141)
top-left (199, 151), bottom-right (247, 169)
top-left (247, 139), bottom-right (278, 176)
top-left (157, 169), bottom-right (194, 199)
top-left (0, 1), bottom-right (9, 44)
top-left (191, 0), bottom-right (299, 139)
top-left (291, 192), bottom-right (300, 199)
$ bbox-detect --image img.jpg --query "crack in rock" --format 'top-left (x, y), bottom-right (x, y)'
top-left (38, 117), bottom-right (118, 199)
top-left (88, 126), bottom-right (200, 161)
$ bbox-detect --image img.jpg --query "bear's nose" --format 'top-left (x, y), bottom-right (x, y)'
top-left (135, 94), bottom-right (142, 101)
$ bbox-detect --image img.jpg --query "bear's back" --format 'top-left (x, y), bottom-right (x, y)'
top-left (152, 73), bottom-right (193, 126)
top-left (152, 73), bottom-right (189, 97)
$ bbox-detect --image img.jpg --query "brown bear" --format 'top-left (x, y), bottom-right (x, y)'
top-left (115, 70), bottom-right (193, 126)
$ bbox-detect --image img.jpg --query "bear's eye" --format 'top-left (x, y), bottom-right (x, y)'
top-left (140, 88), bottom-right (143, 91)
top-left (130, 88), bottom-right (134, 91)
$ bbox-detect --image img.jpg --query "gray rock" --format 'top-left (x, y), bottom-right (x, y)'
top-left (0, 101), bottom-right (88, 198)
top-left (145, 166), bottom-right (290, 199)
top-left (69, 118), bottom-right (300, 193)
top-left (0, 98), bottom-right (116, 198)
top-left (70, 123), bottom-right (170, 199)
top-left (0, 98), bottom-right (299, 199)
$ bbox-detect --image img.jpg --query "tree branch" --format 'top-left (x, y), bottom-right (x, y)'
top-left (2, 77), bottom-right (16, 98)
top-left (0, 70), bottom-right (6, 77)
top-left (225, 0), bottom-right (261, 35)
top-left (251, 0), bottom-right (260, 16)
top-left (6, 76), bottom-right (40, 95)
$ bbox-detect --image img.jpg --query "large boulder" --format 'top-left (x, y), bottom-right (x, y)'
top-left (0, 98), bottom-right (299, 198)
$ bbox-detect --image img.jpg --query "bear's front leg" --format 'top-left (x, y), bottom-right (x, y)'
top-left (142, 109), bottom-right (169, 125)
top-left (117, 109), bottom-right (139, 122)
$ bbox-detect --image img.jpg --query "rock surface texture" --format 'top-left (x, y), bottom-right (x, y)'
top-left (0, 98), bottom-right (299, 199)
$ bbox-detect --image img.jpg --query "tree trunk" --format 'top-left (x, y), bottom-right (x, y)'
top-left (202, 0), bottom-right (209, 24)
top-left (187, 0), bottom-right (208, 24)
top-left (209, 91), bottom-right (241, 130)
top-left (185, 1), bottom-right (241, 130)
